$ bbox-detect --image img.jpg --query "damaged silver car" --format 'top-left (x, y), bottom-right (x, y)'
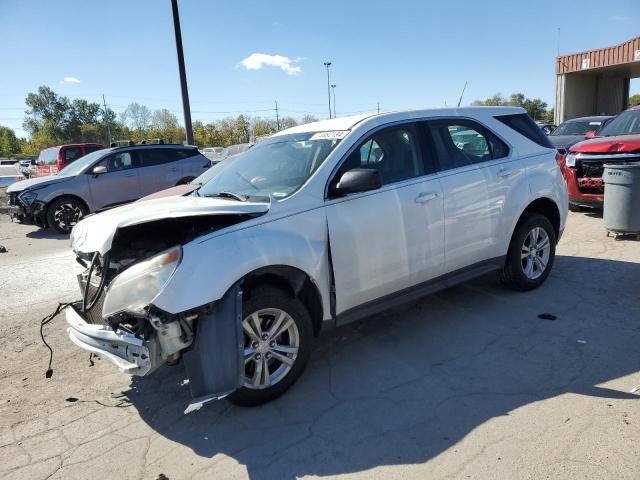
top-left (65, 108), bottom-right (567, 411)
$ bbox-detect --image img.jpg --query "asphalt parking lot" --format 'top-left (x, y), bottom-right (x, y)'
top-left (0, 211), bottom-right (639, 480)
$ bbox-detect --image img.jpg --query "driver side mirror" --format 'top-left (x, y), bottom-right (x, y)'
top-left (92, 165), bottom-right (107, 177)
top-left (333, 168), bottom-right (382, 196)
top-left (585, 130), bottom-right (597, 139)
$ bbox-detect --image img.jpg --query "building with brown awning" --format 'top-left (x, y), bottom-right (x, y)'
top-left (555, 36), bottom-right (640, 124)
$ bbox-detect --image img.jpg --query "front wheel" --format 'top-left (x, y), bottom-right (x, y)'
top-left (46, 197), bottom-right (87, 234)
top-left (499, 213), bottom-right (556, 291)
top-left (228, 285), bottom-right (313, 406)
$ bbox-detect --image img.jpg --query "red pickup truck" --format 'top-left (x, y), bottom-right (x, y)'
top-left (559, 106), bottom-right (640, 211)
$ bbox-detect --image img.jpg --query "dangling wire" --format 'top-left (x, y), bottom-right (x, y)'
top-left (40, 302), bottom-right (74, 378)
top-left (82, 252), bottom-right (110, 313)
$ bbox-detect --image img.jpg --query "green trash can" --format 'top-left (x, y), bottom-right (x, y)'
top-left (603, 162), bottom-right (640, 236)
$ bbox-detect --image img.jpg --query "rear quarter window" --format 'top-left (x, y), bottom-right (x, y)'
top-left (495, 113), bottom-right (554, 149)
top-left (38, 148), bottom-right (59, 165)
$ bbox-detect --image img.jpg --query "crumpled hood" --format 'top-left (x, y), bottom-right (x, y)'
top-left (6, 174), bottom-right (70, 193)
top-left (570, 134), bottom-right (640, 153)
top-left (71, 195), bottom-right (270, 254)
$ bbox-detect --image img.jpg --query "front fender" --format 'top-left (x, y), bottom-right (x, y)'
top-left (153, 208), bottom-right (332, 318)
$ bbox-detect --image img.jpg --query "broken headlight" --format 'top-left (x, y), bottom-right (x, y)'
top-left (18, 190), bottom-right (38, 205)
top-left (102, 246), bottom-right (182, 318)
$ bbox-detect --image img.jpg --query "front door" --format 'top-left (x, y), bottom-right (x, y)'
top-left (88, 151), bottom-right (141, 210)
top-left (326, 123), bottom-right (445, 317)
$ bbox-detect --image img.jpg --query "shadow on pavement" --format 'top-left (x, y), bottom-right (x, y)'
top-left (25, 228), bottom-right (69, 240)
top-left (125, 255), bottom-right (640, 479)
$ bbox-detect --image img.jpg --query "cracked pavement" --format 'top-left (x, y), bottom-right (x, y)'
top-left (0, 211), bottom-right (639, 479)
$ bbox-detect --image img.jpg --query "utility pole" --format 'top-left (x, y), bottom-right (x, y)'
top-left (171, 0), bottom-right (194, 145)
top-left (377, 102), bottom-right (380, 113)
top-left (331, 84), bottom-right (336, 118)
top-left (323, 61), bottom-right (332, 118)
top-left (102, 94), bottom-right (112, 145)
top-left (275, 100), bottom-right (280, 131)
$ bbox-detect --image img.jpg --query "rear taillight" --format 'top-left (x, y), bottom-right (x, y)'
top-left (55, 152), bottom-right (64, 172)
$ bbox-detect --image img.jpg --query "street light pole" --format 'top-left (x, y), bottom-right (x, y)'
top-left (323, 61), bottom-right (332, 119)
top-left (331, 84), bottom-right (336, 118)
top-left (171, 0), bottom-right (194, 145)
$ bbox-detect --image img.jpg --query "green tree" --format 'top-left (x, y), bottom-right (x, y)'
top-left (23, 86), bottom-right (70, 141)
top-left (0, 126), bottom-right (21, 157)
top-left (629, 93), bottom-right (640, 107)
top-left (121, 102), bottom-right (151, 139)
top-left (523, 98), bottom-right (548, 120)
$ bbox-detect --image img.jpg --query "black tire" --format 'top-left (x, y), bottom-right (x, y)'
top-left (228, 285), bottom-right (313, 406)
top-left (568, 203), bottom-right (582, 212)
top-left (498, 213), bottom-right (556, 291)
top-left (46, 197), bottom-right (88, 234)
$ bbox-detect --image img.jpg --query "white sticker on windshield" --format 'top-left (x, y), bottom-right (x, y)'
top-left (309, 130), bottom-right (349, 140)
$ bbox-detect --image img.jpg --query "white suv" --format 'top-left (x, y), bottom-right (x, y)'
top-left (65, 107), bottom-right (568, 410)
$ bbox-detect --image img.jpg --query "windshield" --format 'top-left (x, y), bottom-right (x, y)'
top-left (198, 132), bottom-right (343, 199)
top-left (56, 149), bottom-right (110, 176)
top-left (192, 157), bottom-right (235, 184)
top-left (552, 120), bottom-right (601, 136)
top-left (598, 110), bottom-right (640, 137)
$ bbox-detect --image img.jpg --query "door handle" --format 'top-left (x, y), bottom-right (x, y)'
top-left (497, 168), bottom-right (515, 178)
top-left (415, 192), bottom-right (439, 203)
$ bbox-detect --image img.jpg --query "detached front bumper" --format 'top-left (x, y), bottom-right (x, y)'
top-left (8, 200), bottom-right (46, 226)
top-left (65, 303), bottom-right (160, 375)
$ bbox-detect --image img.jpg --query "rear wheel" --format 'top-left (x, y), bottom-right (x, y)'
top-left (499, 213), bottom-right (556, 291)
top-left (46, 197), bottom-right (87, 234)
top-left (228, 285), bottom-right (313, 406)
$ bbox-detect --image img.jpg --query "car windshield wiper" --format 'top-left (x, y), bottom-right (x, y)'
top-left (203, 191), bottom-right (250, 202)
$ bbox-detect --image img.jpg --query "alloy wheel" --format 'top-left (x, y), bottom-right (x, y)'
top-left (241, 308), bottom-right (300, 389)
top-left (521, 226), bottom-right (551, 280)
top-left (53, 202), bottom-right (83, 232)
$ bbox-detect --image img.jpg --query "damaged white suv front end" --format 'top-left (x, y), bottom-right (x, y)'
top-left (66, 193), bottom-right (274, 410)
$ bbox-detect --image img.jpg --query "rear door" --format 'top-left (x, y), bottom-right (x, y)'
top-left (326, 122), bottom-right (445, 317)
top-left (136, 148), bottom-right (184, 195)
top-left (426, 119), bottom-right (511, 273)
top-left (88, 150), bottom-right (141, 209)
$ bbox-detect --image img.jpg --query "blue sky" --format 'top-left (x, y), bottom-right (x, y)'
top-left (1, 0), bottom-right (639, 137)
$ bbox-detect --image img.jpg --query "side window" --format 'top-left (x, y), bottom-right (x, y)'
top-left (64, 147), bottom-right (83, 164)
top-left (106, 152), bottom-right (136, 172)
top-left (336, 125), bottom-right (423, 187)
top-left (486, 130), bottom-right (509, 159)
top-left (495, 113), bottom-right (554, 148)
top-left (138, 149), bottom-right (174, 167)
top-left (429, 120), bottom-right (508, 171)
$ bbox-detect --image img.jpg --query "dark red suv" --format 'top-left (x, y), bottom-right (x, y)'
top-left (36, 143), bottom-right (103, 176)
top-left (558, 106), bottom-right (640, 210)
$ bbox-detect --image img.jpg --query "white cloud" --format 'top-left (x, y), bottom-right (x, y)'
top-left (610, 15), bottom-right (630, 21)
top-left (239, 53), bottom-right (302, 75)
top-left (63, 76), bottom-right (81, 83)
